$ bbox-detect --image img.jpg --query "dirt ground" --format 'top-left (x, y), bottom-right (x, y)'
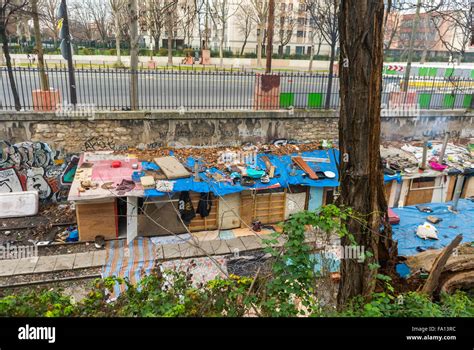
top-left (0, 203), bottom-right (76, 246)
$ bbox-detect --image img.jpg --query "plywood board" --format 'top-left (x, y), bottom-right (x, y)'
top-left (405, 178), bottom-right (435, 206)
top-left (76, 199), bottom-right (118, 241)
top-left (188, 192), bottom-right (219, 232)
top-left (154, 156), bottom-right (190, 179)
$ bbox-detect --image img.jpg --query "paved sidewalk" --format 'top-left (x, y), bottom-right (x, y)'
top-left (0, 231), bottom-right (319, 278)
top-left (0, 250), bottom-right (106, 277)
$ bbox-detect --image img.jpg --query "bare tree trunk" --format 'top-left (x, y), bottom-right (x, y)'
top-left (219, 25), bottom-right (225, 66)
top-left (308, 43), bottom-right (315, 72)
top-left (114, 15), bottom-right (122, 65)
top-left (31, 0), bottom-right (49, 91)
top-left (1, 31), bottom-right (21, 111)
top-left (129, 0), bottom-right (139, 110)
top-left (240, 37), bottom-right (248, 56)
top-left (265, 0), bottom-right (275, 73)
top-left (402, 0), bottom-right (421, 91)
top-left (256, 24), bottom-right (263, 67)
top-left (337, 0), bottom-right (397, 308)
top-left (167, 36), bottom-right (173, 65)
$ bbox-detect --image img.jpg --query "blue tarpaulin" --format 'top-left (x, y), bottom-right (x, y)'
top-left (384, 172), bottom-right (402, 184)
top-left (392, 199), bottom-right (474, 256)
top-left (144, 149), bottom-right (342, 198)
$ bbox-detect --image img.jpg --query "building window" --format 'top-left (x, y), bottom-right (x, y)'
top-left (296, 46), bottom-right (304, 55)
top-left (280, 3), bottom-right (286, 10)
top-left (297, 31), bottom-right (305, 38)
top-left (288, 3), bottom-right (293, 10)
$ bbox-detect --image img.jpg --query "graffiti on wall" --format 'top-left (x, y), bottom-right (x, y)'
top-left (0, 141), bottom-right (78, 202)
top-left (0, 168), bottom-right (24, 193)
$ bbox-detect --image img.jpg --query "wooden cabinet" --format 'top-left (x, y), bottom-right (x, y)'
top-left (76, 199), bottom-right (118, 241)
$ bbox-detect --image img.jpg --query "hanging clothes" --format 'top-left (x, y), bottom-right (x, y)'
top-left (178, 191), bottom-right (196, 224)
top-left (196, 192), bottom-right (212, 218)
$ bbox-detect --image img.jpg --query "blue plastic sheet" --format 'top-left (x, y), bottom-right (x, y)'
top-left (144, 149), bottom-right (341, 198)
top-left (392, 200), bottom-right (474, 256)
top-left (384, 173), bottom-right (402, 184)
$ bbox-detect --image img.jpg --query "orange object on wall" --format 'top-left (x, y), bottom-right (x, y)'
top-left (32, 89), bottom-right (61, 112)
top-left (201, 49), bottom-right (211, 65)
top-left (253, 74), bottom-right (281, 110)
top-left (389, 92), bottom-right (417, 107)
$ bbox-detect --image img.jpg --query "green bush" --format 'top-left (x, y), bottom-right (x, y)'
top-left (80, 48), bottom-right (95, 55)
top-left (243, 52), bottom-right (257, 58)
top-left (158, 48), bottom-right (168, 56)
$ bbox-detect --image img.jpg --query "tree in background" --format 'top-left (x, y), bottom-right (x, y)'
top-left (275, 1), bottom-right (295, 58)
top-left (180, 0), bottom-right (196, 48)
top-left (164, 0), bottom-right (178, 65)
top-left (142, 0), bottom-right (166, 59)
top-left (306, 0), bottom-right (339, 109)
top-left (249, 0), bottom-right (268, 67)
top-left (69, 1), bottom-right (94, 41)
top-left (84, 0), bottom-right (109, 43)
top-left (337, 0), bottom-right (397, 307)
top-left (31, 0), bottom-right (48, 90)
top-left (39, 0), bottom-right (60, 44)
top-left (308, 27), bottom-right (323, 71)
top-left (211, 0), bottom-right (240, 66)
top-left (430, 0), bottom-right (472, 63)
top-left (0, 0), bottom-right (30, 111)
top-left (109, 0), bottom-right (127, 66)
top-left (235, 2), bottom-right (253, 56)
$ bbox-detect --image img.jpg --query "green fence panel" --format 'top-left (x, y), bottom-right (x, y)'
top-left (307, 93), bottom-right (324, 108)
top-left (428, 68), bottom-right (438, 77)
top-left (418, 67), bottom-right (429, 76)
top-left (418, 93), bottom-right (432, 108)
top-left (443, 94), bottom-right (455, 108)
top-left (463, 94), bottom-right (473, 108)
top-left (444, 68), bottom-right (454, 77)
top-left (280, 93), bottom-right (295, 108)
top-left (419, 67), bottom-right (438, 77)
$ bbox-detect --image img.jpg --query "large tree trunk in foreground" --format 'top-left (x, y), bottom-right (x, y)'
top-left (337, 0), bottom-right (397, 308)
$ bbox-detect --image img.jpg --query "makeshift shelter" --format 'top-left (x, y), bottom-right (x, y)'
top-left (68, 147), bottom-right (340, 244)
top-left (380, 142), bottom-right (473, 208)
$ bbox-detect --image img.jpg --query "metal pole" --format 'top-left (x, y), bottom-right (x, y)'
top-left (451, 175), bottom-right (465, 212)
top-left (265, 0), bottom-right (275, 74)
top-left (421, 138), bottom-right (428, 169)
top-left (438, 131), bottom-right (450, 164)
top-left (61, 0), bottom-right (77, 105)
top-left (402, 0), bottom-right (421, 94)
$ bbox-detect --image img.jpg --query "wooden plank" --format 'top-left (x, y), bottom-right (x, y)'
top-left (76, 200), bottom-right (117, 241)
top-left (188, 192), bottom-right (218, 231)
top-left (154, 156), bottom-right (190, 179)
top-left (446, 176), bottom-right (457, 201)
top-left (292, 156), bottom-right (318, 179)
top-left (261, 156), bottom-right (276, 178)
